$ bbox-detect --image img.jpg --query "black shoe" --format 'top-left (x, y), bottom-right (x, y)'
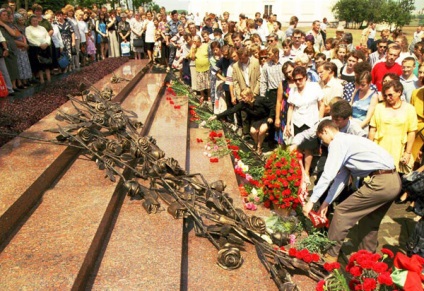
top-left (406, 206), bottom-right (415, 212)
top-left (395, 196), bottom-right (410, 204)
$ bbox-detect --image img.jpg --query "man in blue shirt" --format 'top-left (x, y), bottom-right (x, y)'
top-left (302, 119), bottom-right (401, 262)
top-left (167, 10), bottom-right (181, 71)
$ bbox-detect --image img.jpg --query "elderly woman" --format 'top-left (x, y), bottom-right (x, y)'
top-left (369, 80), bottom-right (418, 173)
top-left (117, 12), bottom-right (130, 45)
top-left (14, 12), bottom-right (32, 87)
top-left (25, 14), bottom-right (52, 83)
top-left (55, 10), bottom-right (74, 72)
top-left (190, 35), bottom-right (210, 103)
top-left (130, 12), bottom-right (144, 60)
top-left (63, 4), bottom-right (80, 70)
top-left (0, 8), bottom-right (20, 91)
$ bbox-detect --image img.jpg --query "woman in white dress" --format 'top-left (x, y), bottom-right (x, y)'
top-left (144, 11), bottom-right (155, 62)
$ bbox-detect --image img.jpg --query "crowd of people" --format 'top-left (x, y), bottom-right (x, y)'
top-left (2, 1), bottom-right (424, 263)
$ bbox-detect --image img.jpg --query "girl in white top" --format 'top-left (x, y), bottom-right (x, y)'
top-left (285, 66), bottom-right (324, 184)
top-left (144, 11), bottom-right (155, 62)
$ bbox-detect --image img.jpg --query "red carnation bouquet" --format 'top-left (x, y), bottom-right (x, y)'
top-left (261, 147), bottom-right (304, 211)
top-left (316, 248), bottom-right (397, 291)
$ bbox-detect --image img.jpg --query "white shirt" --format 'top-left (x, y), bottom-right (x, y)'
top-left (25, 25), bottom-right (51, 46)
top-left (0, 29), bottom-right (5, 42)
top-left (77, 20), bottom-right (88, 43)
top-left (51, 23), bottom-right (64, 49)
top-left (320, 77), bottom-right (344, 106)
top-left (144, 19), bottom-right (155, 43)
top-left (288, 81), bottom-right (324, 128)
top-left (240, 59), bottom-right (250, 87)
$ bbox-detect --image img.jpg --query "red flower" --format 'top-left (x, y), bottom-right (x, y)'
top-left (303, 253), bottom-right (314, 263)
top-left (349, 279), bottom-right (360, 290)
top-left (381, 248), bottom-right (394, 259)
top-left (288, 248), bottom-right (297, 257)
top-left (372, 262), bottom-right (388, 273)
top-left (362, 278), bottom-right (377, 291)
top-left (174, 105), bottom-right (181, 109)
top-left (324, 262), bottom-right (341, 272)
top-left (349, 266), bottom-right (363, 277)
top-left (311, 253), bottom-right (320, 262)
top-left (315, 280), bottom-right (325, 291)
top-left (377, 271), bottom-right (393, 286)
top-left (170, 100), bottom-right (175, 104)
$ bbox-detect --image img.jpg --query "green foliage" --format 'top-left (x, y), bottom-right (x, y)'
top-left (296, 231), bottom-right (336, 255)
top-left (265, 214), bottom-right (300, 234)
top-left (30, 0), bottom-right (67, 12)
top-left (133, 0), bottom-right (152, 10)
top-left (332, 0), bottom-right (415, 28)
top-left (324, 270), bottom-right (350, 291)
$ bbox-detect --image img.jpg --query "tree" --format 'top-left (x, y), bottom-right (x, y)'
top-left (332, 0), bottom-right (368, 27)
top-left (133, 0), bottom-right (152, 11)
top-left (390, 0), bottom-right (415, 28)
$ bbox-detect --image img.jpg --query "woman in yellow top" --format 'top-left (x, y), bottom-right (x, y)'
top-left (410, 65), bottom-right (424, 165)
top-left (190, 34), bottom-right (210, 103)
top-left (369, 80), bottom-right (418, 173)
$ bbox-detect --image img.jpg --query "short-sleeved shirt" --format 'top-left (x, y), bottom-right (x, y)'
top-left (371, 62), bottom-right (402, 91)
top-left (287, 81), bottom-right (324, 128)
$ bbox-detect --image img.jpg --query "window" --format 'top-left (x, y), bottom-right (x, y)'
top-left (264, 5), bottom-right (272, 16)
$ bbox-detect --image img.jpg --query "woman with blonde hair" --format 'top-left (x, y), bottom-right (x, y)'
top-left (209, 88), bottom-right (274, 154)
top-left (63, 4), bottom-right (80, 69)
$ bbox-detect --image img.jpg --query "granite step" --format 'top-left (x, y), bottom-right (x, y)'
top-left (91, 84), bottom-right (188, 290)
top-left (0, 60), bottom-right (149, 247)
top-left (185, 128), bottom-right (278, 290)
top-left (0, 66), bottom-right (160, 290)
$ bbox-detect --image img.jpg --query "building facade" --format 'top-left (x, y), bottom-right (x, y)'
top-left (187, 0), bottom-right (336, 25)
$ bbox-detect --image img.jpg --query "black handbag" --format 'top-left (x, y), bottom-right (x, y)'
top-left (402, 171), bottom-right (424, 199)
top-left (37, 55), bottom-right (52, 65)
top-left (133, 38), bottom-right (144, 48)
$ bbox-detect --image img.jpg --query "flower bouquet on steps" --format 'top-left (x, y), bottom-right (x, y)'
top-left (261, 147), bottom-right (308, 215)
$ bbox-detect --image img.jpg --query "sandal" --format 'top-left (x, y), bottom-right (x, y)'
top-left (256, 147), bottom-right (262, 155)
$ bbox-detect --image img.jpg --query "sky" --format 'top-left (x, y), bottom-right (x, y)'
top-left (154, 0), bottom-right (424, 13)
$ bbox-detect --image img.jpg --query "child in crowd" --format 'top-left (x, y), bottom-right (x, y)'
top-left (322, 37), bottom-right (334, 60)
top-left (209, 41), bottom-right (222, 108)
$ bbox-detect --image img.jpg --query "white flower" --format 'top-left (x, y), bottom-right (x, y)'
top-left (207, 153), bottom-right (212, 157)
top-left (203, 152), bottom-right (208, 156)
top-left (251, 188), bottom-right (257, 195)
